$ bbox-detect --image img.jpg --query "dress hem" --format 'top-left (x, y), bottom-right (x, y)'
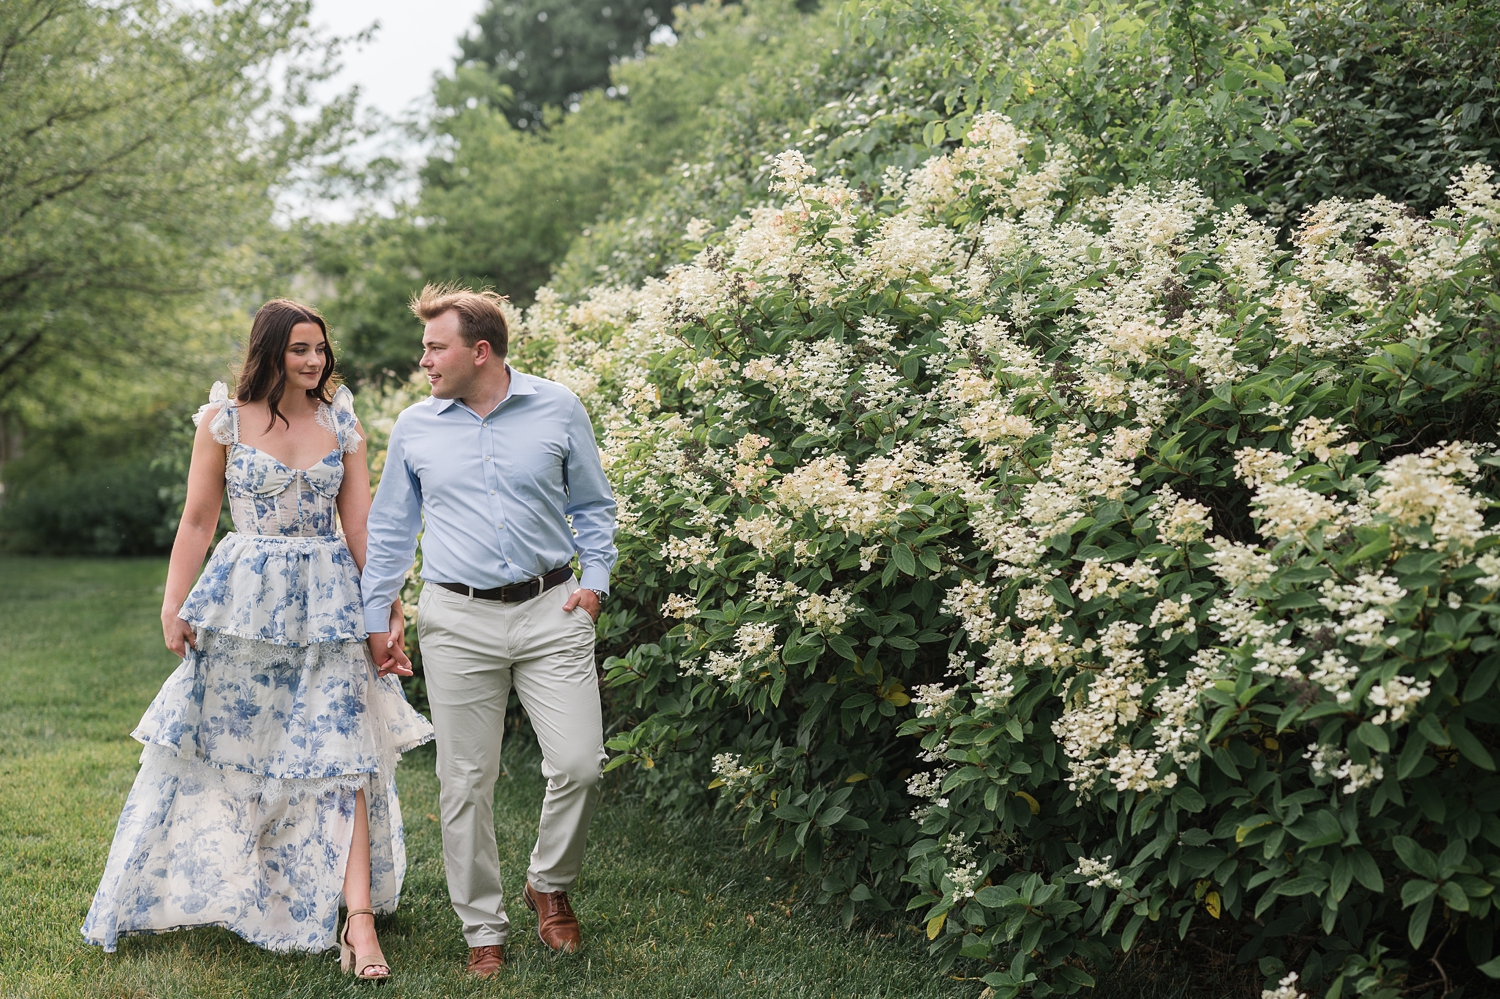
top-left (82, 898), bottom-right (402, 955)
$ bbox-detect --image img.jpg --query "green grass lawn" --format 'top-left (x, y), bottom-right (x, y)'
top-left (0, 557), bottom-right (1262, 999)
top-left (0, 557), bottom-right (960, 999)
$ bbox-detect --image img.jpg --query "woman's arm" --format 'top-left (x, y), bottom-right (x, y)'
top-left (161, 413), bottom-right (228, 657)
top-left (337, 418), bottom-right (373, 572)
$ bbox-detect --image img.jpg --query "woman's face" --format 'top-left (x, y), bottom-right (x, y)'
top-left (283, 322), bottom-right (329, 393)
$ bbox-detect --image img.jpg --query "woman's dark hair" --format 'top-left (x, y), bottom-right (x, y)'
top-left (235, 299), bottom-right (337, 430)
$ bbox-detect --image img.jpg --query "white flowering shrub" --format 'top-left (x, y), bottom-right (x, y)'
top-left (499, 115), bottom-right (1500, 996)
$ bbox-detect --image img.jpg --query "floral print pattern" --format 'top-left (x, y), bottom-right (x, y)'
top-left (82, 385), bottom-right (433, 954)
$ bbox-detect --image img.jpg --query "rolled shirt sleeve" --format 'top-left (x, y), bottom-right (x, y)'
top-left (564, 397), bottom-right (618, 595)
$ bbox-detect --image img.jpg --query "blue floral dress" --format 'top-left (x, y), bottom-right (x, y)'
top-left (82, 383), bottom-right (434, 953)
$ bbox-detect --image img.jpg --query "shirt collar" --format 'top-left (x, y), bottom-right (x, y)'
top-left (434, 364), bottom-right (536, 414)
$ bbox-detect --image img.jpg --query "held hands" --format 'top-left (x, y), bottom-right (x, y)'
top-left (162, 611), bottom-right (197, 658)
top-left (563, 586), bottom-right (601, 622)
top-left (368, 601), bottom-right (414, 677)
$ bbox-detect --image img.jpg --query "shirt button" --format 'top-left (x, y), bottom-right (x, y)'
top-left (485, 456), bottom-right (491, 461)
top-left (497, 524), bottom-right (505, 530)
top-left (490, 489), bottom-right (496, 495)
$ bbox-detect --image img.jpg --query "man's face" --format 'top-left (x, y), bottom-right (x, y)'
top-left (419, 310), bottom-right (477, 400)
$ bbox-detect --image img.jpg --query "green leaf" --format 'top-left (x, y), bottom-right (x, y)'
top-left (892, 544), bottom-right (917, 576)
top-left (1355, 722), bottom-right (1390, 753)
top-left (1465, 656), bottom-right (1500, 701)
top-left (1450, 722), bottom-right (1496, 770)
top-left (1408, 895), bottom-right (1434, 949)
top-left (1478, 955), bottom-right (1500, 978)
top-left (1057, 965), bottom-right (1095, 988)
top-left (1397, 731), bottom-right (1428, 780)
top-left (974, 885), bottom-right (1017, 908)
top-left (1351, 849), bottom-right (1384, 892)
top-left (1274, 875), bottom-right (1326, 897)
top-left (827, 634), bottom-right (859, 661)
top-left (1393, 837), bottom-right (1440, 880)
top-left (1418, 713), bottom-right (1450, 747)
top-left (1439, 880), bottom-right (1470, 912)
top-left (1173, 786), bottom-right (1206, 812)
top-left (781, 638), bottom-right (821, 665)
top-left (1331, 855), bottom-right (1353, 903)
top-left (1400, 879), bottom-right (1438, 907)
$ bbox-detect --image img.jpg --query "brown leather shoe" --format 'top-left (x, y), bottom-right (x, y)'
top-left (467, 944), bottom-right (506, 978)
top-left (522, 882), bottom-right (582, 953)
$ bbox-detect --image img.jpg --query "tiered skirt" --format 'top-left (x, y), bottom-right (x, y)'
top-left (81, 533), bottom-right (433, 953)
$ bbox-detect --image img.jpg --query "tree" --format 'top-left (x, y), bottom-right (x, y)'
top-left (457, 0), bottom-right (673, 129)
top-left (317, 1), bottom-right (806, 380)
top-left (0, 0), bottom-right (352, 408)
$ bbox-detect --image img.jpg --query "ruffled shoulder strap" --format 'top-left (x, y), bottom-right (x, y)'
top-left (319, 384), bottom-right (363, 455)
top-left (192, 381), bottom-right (237, 445)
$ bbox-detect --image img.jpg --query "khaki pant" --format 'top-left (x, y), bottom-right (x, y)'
top-left (416, 577), bottom-right (606, 947)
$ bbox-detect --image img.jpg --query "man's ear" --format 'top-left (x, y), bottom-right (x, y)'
top-left (473, 339), bottom-right (493, 366)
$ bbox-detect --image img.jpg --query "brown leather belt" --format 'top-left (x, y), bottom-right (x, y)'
top-left (435, 566), bottom-right (573, 603)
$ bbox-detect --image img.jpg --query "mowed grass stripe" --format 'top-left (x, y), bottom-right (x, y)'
top-left (0, 557), bottom-right (953, 998)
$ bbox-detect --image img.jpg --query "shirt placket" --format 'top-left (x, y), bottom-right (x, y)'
top-left (481, 416), bottom-right (513, 575)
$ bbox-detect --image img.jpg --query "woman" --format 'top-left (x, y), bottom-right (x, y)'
top-left (82, 299), bottom-right (433, 981)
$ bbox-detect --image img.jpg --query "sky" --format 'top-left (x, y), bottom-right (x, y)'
top-left (313, 0), bottom-right (489, 124)
top-left (289, 0), bottom-right (490, 218)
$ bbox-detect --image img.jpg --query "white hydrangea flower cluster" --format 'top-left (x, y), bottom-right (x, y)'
top-left (1261, 972), bottom-right (1307, 999)
top-left (660, 593), bottom-right (700, 619)
top-left (913, 683), bottom-right (959, 719)
top-left (711, 753), bottom-right (756, 791)
top-left (794, 587), bottom-right (857, 634)
top-left (1372, 442), bottom-right (1491, 557)
top-left (1075, 855), bottom-right (1125, 890)
top-left (1050, 622), bottom-right (1173, 794)
top-left (1307, 746), bottom-right (1384, 796)
top-left (1367, 675), bottom-right (1432, 726)
top-left (1155, 486), bottom-right (1214, 544)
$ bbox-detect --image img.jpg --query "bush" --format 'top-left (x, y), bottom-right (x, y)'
top-left (1261, 0), bottom-right (1500, 215)
top-left (502, 115), bottom-right (1500, 997)
top-left (0, 459), bottom-right (176, 555)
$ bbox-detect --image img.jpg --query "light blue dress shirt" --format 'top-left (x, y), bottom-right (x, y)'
top-left (360, 367), bottom-right (618, 633)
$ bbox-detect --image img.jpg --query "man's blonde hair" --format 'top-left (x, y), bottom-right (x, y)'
top-left (410, 283), bottom-right (509, 357)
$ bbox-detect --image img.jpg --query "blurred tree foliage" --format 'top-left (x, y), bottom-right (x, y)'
top-left (0, 0), bottom-right (354, 410)
top-left (459, 0), bottom-right (673, 130)
top-left (0, 0), bottom-right (352, 552)
top-left (314, 0), bottom-right (852, 380)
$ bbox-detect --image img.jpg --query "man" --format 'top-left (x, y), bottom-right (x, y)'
top-left (362, 283), bottom-right (616, 978)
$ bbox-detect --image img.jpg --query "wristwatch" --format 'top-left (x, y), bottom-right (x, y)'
top-left (587, 588), bottom-right (607, 604)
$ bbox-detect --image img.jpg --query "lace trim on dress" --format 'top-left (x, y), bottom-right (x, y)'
top-left (193, 381), bottom-right (238, 445)
top-left (327, 385), bottom-right (363, 455)
top-left (138, 743), bottom-right (368, 810)
top-left (314, 401), bottom-right (339, 443)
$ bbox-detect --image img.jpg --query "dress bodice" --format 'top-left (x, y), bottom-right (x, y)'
top-left (194, 383), bottom-right (363, 538)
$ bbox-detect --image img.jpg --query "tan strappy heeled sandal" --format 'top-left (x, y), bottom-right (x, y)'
top-left (339, 908), bottom-right (391, 984)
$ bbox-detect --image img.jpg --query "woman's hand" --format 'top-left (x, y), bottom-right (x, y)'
top-left (162, 612), bottom-right (197, 659)
top-left (370, 600), bottom-right (413, 677)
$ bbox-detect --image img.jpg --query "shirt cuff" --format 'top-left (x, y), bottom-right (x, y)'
top-left (579, 565), bottom-right (611, 595)
top-left (364, 606), bottom-right (393, 633)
